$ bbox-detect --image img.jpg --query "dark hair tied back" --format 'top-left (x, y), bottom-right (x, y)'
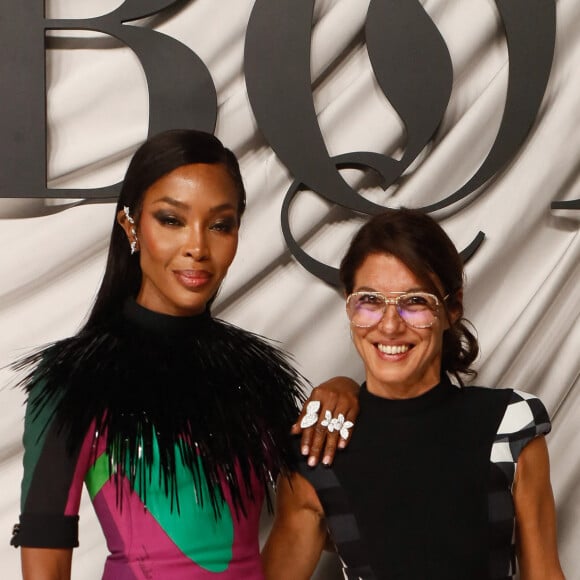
top-left (339, 208), bottom-right (479, 385)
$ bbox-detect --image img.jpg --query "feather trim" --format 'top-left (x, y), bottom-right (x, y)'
top-left (13, 302), bottom-right (307, 517)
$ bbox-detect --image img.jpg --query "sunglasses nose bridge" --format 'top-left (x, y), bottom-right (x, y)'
top-left (376, 296), bottom-right (405, 327)
top-left (381, 295), bottom-right (403, 314)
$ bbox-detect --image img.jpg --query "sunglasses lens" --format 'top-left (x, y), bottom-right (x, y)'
top-left (348, 292), bottom-right (440, 328)
top-left (397, 293), bottom-right (438, 328)
top-left (347, 293), bottom-right (385, 327)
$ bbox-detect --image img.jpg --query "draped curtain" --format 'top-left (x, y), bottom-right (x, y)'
top-left (1, 1), bottom-right (578, 578)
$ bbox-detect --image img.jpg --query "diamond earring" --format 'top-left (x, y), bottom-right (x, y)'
top-left (123, 206), bottom-right (138, 254)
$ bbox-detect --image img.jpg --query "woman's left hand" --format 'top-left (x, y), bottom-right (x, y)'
top-left (291, 376), bottom-right (359, 467)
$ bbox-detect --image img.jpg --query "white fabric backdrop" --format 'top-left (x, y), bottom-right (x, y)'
top-left (0, 1), bottom-right (578, 578)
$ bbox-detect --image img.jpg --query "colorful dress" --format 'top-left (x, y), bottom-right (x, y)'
top-left (11, 301), bottom-right (304, 579)
top-left (296, 377), bottom-right (551, 580)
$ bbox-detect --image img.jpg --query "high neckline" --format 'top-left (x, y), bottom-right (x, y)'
top-left (122, 299), bottom-right (212, 335)
top-left (360, 376), bottom-right (458, 417)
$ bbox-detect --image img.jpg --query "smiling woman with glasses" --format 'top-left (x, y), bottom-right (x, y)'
top-left (263, 208), bottom-right (564, 580)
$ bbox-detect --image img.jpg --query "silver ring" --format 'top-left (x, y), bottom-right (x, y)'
top-left (339, 418), bottom-right (354, 440)
top-left (300, 400), bottom-right (321, 429)
top-left (321, 411), bottom-right (354, 439)
top-left (321, 411), bottom-right (341, 432)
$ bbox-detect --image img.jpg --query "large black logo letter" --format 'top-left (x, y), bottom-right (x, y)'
top-left (0, 0), bottom-right (217, 200)
top-left (245, 0), bottom-right (556, 285)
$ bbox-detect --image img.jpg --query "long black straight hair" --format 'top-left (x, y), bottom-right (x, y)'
top-left (82, 129), bottom-right (246, 331)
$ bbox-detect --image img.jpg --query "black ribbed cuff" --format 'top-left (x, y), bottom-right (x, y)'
top-left (10, 514), bottom-right (79, 548)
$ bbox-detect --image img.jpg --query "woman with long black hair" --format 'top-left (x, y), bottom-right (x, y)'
top-left (10, 129), bottom-right (358, 579)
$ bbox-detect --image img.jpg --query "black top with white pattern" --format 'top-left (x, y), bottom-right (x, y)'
top-left (296, 377), bottom-right (551, 580)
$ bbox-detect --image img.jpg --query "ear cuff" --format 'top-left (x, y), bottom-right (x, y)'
top-left (123, 206), bottom-right (138, 254)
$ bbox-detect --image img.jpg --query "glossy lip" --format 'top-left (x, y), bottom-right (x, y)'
top-left (173, 269), bottom-right (212, 289)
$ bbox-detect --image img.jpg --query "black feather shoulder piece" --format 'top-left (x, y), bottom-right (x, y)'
top-left (13, 300), bottom-right (307, 516)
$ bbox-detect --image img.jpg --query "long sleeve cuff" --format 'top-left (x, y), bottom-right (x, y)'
top-left (10, 514), bottom-right (79, 548)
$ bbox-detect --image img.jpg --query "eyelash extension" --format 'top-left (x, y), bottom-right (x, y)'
top-left (154, 212), bottom-right (183, 226)
top-left (210, 217), bottom-right (237, 233)
top-left (152, 211), bottom-right (238, 232)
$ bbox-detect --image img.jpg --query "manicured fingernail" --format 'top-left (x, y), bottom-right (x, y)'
top-left (322, 456), bottom-right (331, 466)
top-left (308, 456), bottom-right (317, 467)
top-left (302, 446), bottom-right (309, 456)
top-left (338, 440), bottom-right (346, 449)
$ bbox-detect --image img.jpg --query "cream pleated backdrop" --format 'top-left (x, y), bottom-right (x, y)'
top-left (1, 1), bottom-right (578, 578)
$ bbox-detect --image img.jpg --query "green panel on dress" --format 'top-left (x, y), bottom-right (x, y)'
top-left (85, 452), bottom-right (110, 499)
top-left (85, 436), bottom-right (235, 571)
